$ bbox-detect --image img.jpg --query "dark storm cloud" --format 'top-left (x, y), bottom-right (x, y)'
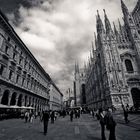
top-left (0, 0), bottom-right (32, 13)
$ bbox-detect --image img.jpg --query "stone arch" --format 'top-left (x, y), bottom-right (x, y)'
top-left (1, 90), bottom-right (10, 105)
top-left (17, 94), bottom-right (23, 106)
top-left (24, 95), bottom-right (27, 106)
top-left (131, 88), bottom-right (140, 109)
top-left (28, 97), bottom-right (31, 106)
top-left (32, 98), bottom-right (34, 107)
top-left (10, 92), bottom-right (17, 105)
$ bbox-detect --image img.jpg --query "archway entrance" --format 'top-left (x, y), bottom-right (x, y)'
top-left (1, 90), bottom-right (10, 105)
top-left (131, 88), bottom-right (140, 108)
top-left (24, 96), bottom-right (27, 106)
top-left (17, 94), bottom-right (23, 106)
top-left (10, 92), bottom-right (17, 105)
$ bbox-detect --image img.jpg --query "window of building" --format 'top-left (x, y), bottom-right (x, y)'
top-left (19, 58), bottom-right (22, 65)
top-left (5, 46), bottom-right (9, 54)
top-left (16, 75), bottom-right (19, 83)
top-left (22, 78), bottom-right (25, 86)
top-left (13, 52), bottom-right (16, 60)
top-left (0, 64), bottom-right (4, 75)
top-left (9, 70), bottom-right (13, 80)
top-left (7, 37), bottom-right (10, 42)
top-left (125, 59), bottom-right (134, 73)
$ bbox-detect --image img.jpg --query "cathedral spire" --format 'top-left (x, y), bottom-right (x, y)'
top-left (118, 19), bottom-right (127, 42)
top-left (94, 32), bottom-right (97, 49)
top-left (75, 61), bottom-right (79, 73)
top-left (96, 10), bottom-right (105, 34)
top-left (84, 61), bottom-right (87, 71)
top-left (121, 0), bottom-right (129, 16)
top-left (113, 22), bottom-right (118, 36)
top-left (118, 19), bottom-right (123, 33)
top-left (103, 9), bottom-right (112, 34)
top-left (91, 41), bottom-right (95, 57)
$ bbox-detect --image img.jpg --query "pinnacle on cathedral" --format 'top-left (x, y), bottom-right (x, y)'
top-left (103, 9), bottom-right (112, 35)
top-left (113, 22), bottom-right (118, 37)
top-left (96, 10), bottom-right (105, 34)
top-left (121, 0), bottom-right (129, 16)
top-left (75, 61), bottom-right (79, 73)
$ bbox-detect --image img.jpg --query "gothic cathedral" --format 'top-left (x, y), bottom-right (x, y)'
top-left (85, 0), bottom-right (140, 110)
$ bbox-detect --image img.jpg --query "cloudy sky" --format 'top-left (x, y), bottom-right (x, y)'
top-left (0, 0), bottom-right (137, 97)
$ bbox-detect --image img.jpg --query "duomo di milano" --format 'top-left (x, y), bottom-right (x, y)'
top-left (84, 0), bottom-right (140, 110)
top-left (74, 0), bottom-right (140, 110)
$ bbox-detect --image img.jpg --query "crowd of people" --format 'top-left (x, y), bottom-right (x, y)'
top-left (0, 105), bottom-right (131, 139)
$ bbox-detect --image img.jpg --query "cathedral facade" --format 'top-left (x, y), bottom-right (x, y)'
top-left (85, 0), bottom-right (140, 110)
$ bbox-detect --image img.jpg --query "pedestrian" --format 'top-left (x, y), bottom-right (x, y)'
top-left (30, 112), bottom-right (34, 123)
top-left (50, 111), bottom-right (55, 124)
top-left (92, 110), bottom-right (95, 118)
top-left (42, 110), bottom-right (50, 135)
top-left (123, 108), bottom-right (129, 123)
top-left (62, 110), bottom-right (66, 118)
top-left (105, 108), bottom-right (116, 140)
top-left (54, 111), bottom-right (57, 120)
top-left (70, 110), bottom-right (74, 122)
top-left (98, 108), bottom-right (106, 140)
top-left (24, 111), bottom-right (29, 123)
top-left (78, 110), bottom-right (80, 118)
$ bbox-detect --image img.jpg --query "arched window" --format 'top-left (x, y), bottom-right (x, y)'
top-left (17, 94), bottom-right (23, 106)
top-left (1, 90), bottom-right (10, 105)
top-left (10, 92), bottom-right (17, 105)
top-left (125, 59), bottom-right (134, 73)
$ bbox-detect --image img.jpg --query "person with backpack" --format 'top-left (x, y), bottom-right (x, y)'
top-left (98, 108), bottom-right (106, 140)
top-left (105, 108), bottom-right (116, 140)
top-left (24, 111), bottom-right (29, 123)
top-left (70, 110), bottom-right (74, 122)
top-left (50, 111), bottom-right (55, 124)
top-left (42, 110), bottom-right (50, 135)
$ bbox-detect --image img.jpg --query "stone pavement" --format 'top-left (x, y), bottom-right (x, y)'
top-left (0, 114), bottom-right (140, 140)
top-left (113, 111), bottom-right (140, 129)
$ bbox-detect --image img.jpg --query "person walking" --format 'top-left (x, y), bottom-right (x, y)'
top-left (70, 110), bottom-right (74, 122)
top-left (124, 108), bottom-right (129, 123)
top-left (42, 110), bottom-right (50, 135)
top-left (50, 111), bottom-right (55, 124)
top-left (105, 108), bottom-right (116, 140)
top-left (98, 108), bottom-right (106, 140)
top-left (24, 111), bottom-right (29, 123)
top-left (30, 112), bottom-right (34, 123)
top-left (92, 110), bottom-right (95, 118)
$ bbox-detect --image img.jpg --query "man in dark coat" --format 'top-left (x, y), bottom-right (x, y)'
top-left (98, 108), bottom-right (106, 140)
top-left (124, 108), bottom-right (129, 123)
top-left (42, 110), bottom-right (50, 135)
top-left (105, 108), bottom-right (116, 140)
top-left (70, 110), bottom-right (74, 122)
top-left (50, 111), bottom-right (55, 124)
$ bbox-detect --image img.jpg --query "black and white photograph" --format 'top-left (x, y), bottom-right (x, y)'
top-left (0, 0), bottom-right (140, 140)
